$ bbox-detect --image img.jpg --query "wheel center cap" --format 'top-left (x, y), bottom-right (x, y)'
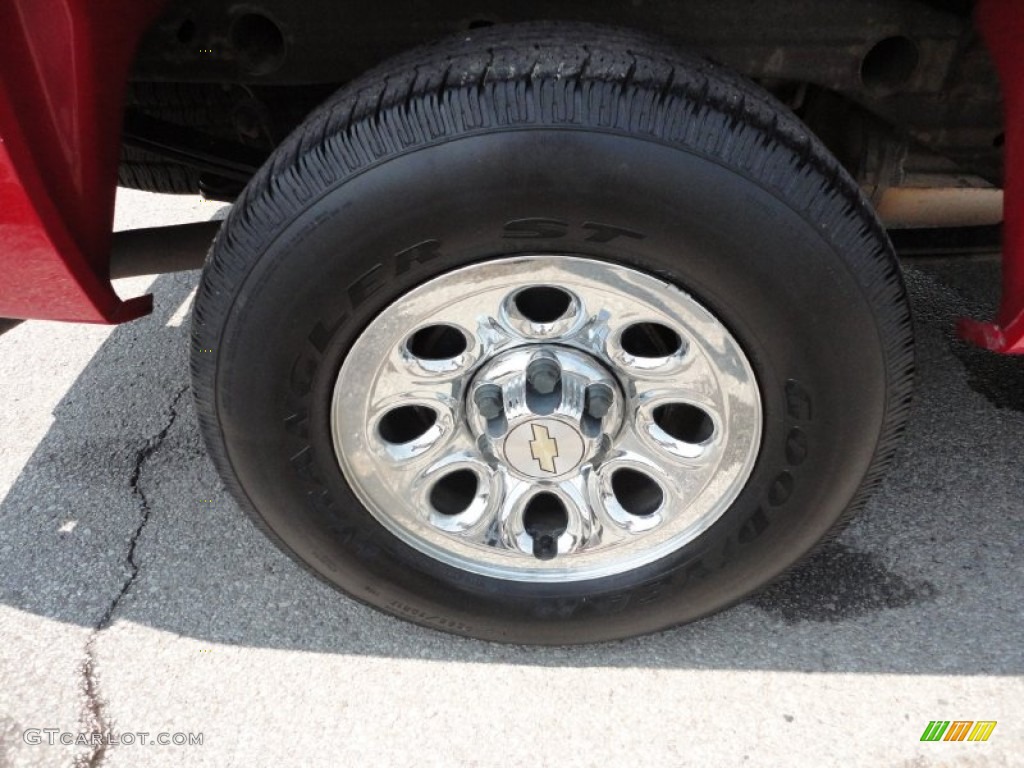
top-left (504, 419), bottom-right (586, 478)
top-left (467, 345), bottom-right (623, 481)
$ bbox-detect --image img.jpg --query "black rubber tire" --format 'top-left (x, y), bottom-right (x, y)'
top-left (117, 84), bottom-right (219, 195)
top-left (118, 145), bottom-right (202, 196)
top-left (117, 83), bottom-right (259, 198)
top-left (191, 22), bottom-right (914, 644)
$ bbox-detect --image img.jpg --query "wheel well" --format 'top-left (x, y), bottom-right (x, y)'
top-left (121, 0), bottom-right (1002, 198)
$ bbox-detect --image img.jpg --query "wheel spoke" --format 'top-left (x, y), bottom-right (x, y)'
top-left (626, 362), bottom-right (722, 409)
top-left (369, 392), bottom-right (461, 463)
top-left (417, 442), bottom-right (501, 533)
top-left (494, 477), bottom-right (594, 559)
top-left (616, 398), bottom-right (721, 467)
top-left (600, 426), bottom-right (710, 519)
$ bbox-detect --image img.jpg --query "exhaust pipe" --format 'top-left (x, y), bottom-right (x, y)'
top-left (875, 187), bottom-right (1003, 229)
top-left (109, 220), bottom-right (221, 279)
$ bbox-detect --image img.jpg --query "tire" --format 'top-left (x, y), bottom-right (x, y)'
top-left (191, 22), bottom-right (914, 644)
top-left (117, 83), bottom-right (259, 199)
top-left (118, 146), bottom-right (202, 196)
top-left (117, 84), bottom-right (218, 195)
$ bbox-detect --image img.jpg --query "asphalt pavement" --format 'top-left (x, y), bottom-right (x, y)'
top-left (0, 189), bottom-right (1021, 767)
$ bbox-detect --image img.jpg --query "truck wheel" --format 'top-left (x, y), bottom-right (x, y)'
top-left (190, 23), bottom-right (913, 643)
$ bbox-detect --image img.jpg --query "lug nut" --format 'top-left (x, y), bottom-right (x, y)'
top-left (526, 357), bottom-right (561, 394)
top-left (532, 534), bottom-right (558, 561)
top-left (473, 384), bottom-right (504, 420)
top-left (585, 383), bottom-right (614, 419)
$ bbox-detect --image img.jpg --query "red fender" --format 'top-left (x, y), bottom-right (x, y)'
top-left (0, 0), bottom-right (166, 323)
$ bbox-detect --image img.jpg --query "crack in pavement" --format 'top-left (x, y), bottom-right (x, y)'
top-left (75, 385), bottom-right (190, 768)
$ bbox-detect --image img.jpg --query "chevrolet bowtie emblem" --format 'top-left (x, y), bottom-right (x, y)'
top-left (529, 423), bottom-right (560, 474)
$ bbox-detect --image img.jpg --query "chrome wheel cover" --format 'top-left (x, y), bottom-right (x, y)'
top-left (331, 256), bottom-right (762, 582)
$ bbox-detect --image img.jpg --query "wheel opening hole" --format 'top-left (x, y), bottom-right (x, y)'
top-left (611, 468), bottom-right (664, 516)
top-left (513, 286), bottom-right (573, 323)
top-left (523, 493), bottom-right (568, 560)
top-left (621, 322), bottom-right (684, 358)
top-left (230, 12), bottom-right (286, 75)
top-left (378, 405), bottom-right (437, 444)
top-left (523, 493), bottom-right (568, 537)
top-left (429, 469), bottom-right (478, 515)
top-left (861, 36), bottom-right (919, 91)
top-left (467, 18), bottom-right (495, 29)
top-left (653, 403), bottom-right (714, 444)
top-left (406, 324), bottom-right (468, 360)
